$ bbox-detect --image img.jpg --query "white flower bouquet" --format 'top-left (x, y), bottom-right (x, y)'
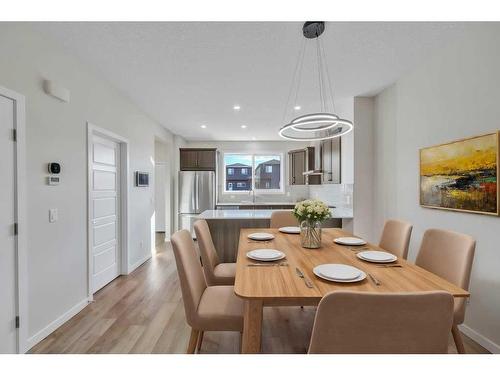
top-left (292, 199), bottom-right (331, 224)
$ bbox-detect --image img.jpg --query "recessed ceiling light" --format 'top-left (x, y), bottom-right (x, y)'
top-left (200, 124), bottom-right (207, 129)
top-left (233, 105), bottom-right (241, 110)
top-left (241, 125), bottom-right (247, 129)
top-left (294, 105), bottom-right (301, 110)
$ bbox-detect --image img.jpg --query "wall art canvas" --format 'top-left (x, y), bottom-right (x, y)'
top-left (420, 132), bottom-right (499, 215)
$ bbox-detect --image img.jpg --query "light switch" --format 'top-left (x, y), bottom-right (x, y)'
top-left (49, 208), bottom-right (58, 223)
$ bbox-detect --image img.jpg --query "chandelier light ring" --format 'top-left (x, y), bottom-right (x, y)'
top-left (279, 22), bottom-right (354, 141)
top-left (279, 118), bottom-right (353, 141)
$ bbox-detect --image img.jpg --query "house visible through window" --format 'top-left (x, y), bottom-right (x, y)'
top-left (224, 153), bottom-right (282, 192)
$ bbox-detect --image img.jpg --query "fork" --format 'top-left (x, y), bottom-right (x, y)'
top-left (295, 267), bottom-right (314, 288)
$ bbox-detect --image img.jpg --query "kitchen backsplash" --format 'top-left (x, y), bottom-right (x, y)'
top-left (308, 183), bottom-right (354, 208)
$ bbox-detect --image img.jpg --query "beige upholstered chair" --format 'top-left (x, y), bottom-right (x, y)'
top-left (194, 220), bottom-right (236, 286)
top-left (270, 210), bottom-right (299, 228)
top-left (308, 291), bottom-right (454, 354)
top-left (415, 229), bottom-right (476, 354)
top-left (378, 219), bottom-right (413, 259)
top-left (171, 229), bottom-right (244, 353)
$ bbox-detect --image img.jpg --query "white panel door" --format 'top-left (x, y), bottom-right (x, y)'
top-left (90, 135), bottom-right (120, 293)
top-left (0, 94), bottom-right (17, 353)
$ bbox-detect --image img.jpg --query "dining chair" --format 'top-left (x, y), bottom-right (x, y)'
top-left (194, 219), bottom-right (236, 286)
top-left (308, 291), bottom-right (454, 354)
top-left (171, 229), bottom-right (244, 354)
top-left (378, 219), bottom-right (413, 259)
top-left (415, 228), bottom-right (476, 354)
top-left (270, 210), bottom-right (299, 228)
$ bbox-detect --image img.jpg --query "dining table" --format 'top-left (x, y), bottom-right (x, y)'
top-left (234, 227), bottom-right (470, 354)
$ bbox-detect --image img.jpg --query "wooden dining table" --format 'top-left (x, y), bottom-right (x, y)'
top-left (234, 228), bottom-right (470, 354)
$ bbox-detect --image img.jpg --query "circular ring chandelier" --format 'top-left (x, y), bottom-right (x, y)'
top-left (278, 22), bottom-right (353, 141)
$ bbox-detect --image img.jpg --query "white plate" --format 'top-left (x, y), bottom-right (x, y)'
top-left (279, 226), bottom-right (301, 234)
top-left (248, 232), bottom-right (275, 241)
top-left (357, 250), bottom-right (397, 263)
top-left (334, 237), bottom-right (367, 246)
top-left (246, 249), bottom-right (285, 262)
top-left (313, 265), bottom-right (366, 283)
top-left (314, 264), bottom-right (361, 280)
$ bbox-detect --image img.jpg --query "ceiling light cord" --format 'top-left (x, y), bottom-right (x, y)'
top-left (319, 36), bottom-right (336, 113)
top-left (282, 38), bottom-right (306, 123)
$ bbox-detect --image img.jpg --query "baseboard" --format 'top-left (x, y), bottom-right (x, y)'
top-left (127, 253), bottom-right (152, 274)
top-left (26, 297), bottom-right (90, 352)
top-left (460, 324), bottom-right (500, 354)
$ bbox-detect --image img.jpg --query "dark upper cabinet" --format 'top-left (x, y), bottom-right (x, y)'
top-left (288, 147), bottom-right (320, 185)
top-left (180, 148), bottom-right (217, 171)
top-left (320, 137), bottom-right (341, 184)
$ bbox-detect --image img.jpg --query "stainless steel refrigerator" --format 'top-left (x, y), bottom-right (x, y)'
top-left (178, 171), bottom-right (216, 238)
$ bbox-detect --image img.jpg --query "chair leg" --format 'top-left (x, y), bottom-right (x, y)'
top-left (187, 329), bottom-right (200, 354)
top-left (196, 331), bottom-right (204, 353)
top-left (451, 324), bottom-right (466, 354)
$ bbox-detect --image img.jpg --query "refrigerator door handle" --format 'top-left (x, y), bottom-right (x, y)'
top-left (194, 172), bottom-right (199, 213)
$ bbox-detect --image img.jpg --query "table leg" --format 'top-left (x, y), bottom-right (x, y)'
top-left (241, 299), bottom-right (263, 353)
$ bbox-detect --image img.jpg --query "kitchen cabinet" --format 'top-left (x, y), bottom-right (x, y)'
top-left (288, 147), bottom-right (320, 185)
top-left (320, 138), bottom-right (341, 184)
top-left (180, 148), bottom-right (216, 171)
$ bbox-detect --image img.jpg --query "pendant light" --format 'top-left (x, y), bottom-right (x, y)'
top-left (279, 22), bottom-right (353, 141)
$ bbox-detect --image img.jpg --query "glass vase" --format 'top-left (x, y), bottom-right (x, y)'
top-left (300, 220), bottom-right (322, 249)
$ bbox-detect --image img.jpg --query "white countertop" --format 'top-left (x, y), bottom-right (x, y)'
top-left (216, 202), bottom-right (296, 206)
top-left (198, 207), bottom-right (353, 220)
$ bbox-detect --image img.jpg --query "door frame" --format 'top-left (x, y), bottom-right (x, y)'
top-left (0, 86), bottom-right (27, 353)
top-left (87, 123), bottom-right (129, 301)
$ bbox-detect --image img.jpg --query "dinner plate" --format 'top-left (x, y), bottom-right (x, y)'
top-left (313, 264), bottom-right (366, 283)
top-left (314, 264), bottom-right (361, 280)
top-left (334, 237), bottom-right (367, 246)
top-left (248, 232), bottom-right (275, 241)
top-left (357, 250), bottom-right (397, 263)
top-left (246, 249), bottom-right (285, 262)
top-left (278, 226), bottom-right (301, 234)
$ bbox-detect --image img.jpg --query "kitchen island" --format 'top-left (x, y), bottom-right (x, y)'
top-left (197, 208), bottom-right (353, 262)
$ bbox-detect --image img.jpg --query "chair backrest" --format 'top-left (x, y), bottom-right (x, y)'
top-left (308, 291), bottom-right (454, 354)
top-left (378, 219), bottom-right (413, 259)
top-left (193, 219), bottom-right (220, 286)
top-left (270, 210), bottom-right (299, 228)
top-left (171, 229), bottom-right (207, 327)
top-left (415, 228), bottom-right (475, 324)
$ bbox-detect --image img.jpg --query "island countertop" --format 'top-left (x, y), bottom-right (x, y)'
top-left (198, 207), bottom-right (353, 220)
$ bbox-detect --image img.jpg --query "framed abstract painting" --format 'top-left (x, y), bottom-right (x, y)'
top-left (420, 132), bottom-right (499, 215)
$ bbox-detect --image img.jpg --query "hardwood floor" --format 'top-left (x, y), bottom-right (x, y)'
top-left (29, 233), bottom-right (490, 354)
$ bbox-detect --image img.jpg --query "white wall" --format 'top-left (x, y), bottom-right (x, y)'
top-left (353, 97), bottom-right (375, 240)
top-left (0, 23), bottom-right (176, 350)
top-left (372, 25), bottom-right (500, 352)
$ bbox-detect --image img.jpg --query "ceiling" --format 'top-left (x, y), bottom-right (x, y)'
top-left (33, 22), bottom-right (472, 141)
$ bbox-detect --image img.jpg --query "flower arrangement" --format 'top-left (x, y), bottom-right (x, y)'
top-left (292, 199), bottom-right (331, 224)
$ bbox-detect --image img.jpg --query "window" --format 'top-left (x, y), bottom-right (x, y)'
top-left (223, 153), bottom-right (282, 193)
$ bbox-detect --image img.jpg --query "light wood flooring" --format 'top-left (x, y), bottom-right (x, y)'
top-left (29, 233), bottom-right (490, 354)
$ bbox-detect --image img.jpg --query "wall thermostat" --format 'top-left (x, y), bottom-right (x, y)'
top-left (48, 176), bottom-right (60, 186)
top-left (48, 163), bottom-right (61, 174)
